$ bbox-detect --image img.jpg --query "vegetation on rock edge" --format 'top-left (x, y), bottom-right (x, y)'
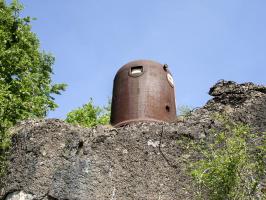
top-left (65, 98), bottom-right (110, 128)
top-left (190, 115), bottom-right (266, 200)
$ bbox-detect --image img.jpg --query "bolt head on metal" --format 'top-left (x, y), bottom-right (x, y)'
top-left (163, 64), bottom-right (168, 71)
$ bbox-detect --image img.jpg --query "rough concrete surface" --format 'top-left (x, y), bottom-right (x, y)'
top-left (0, 80), bottom-right (266, 200)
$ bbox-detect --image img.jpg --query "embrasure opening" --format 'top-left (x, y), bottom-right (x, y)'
top-left (130, 66), bottom-right (143, 76)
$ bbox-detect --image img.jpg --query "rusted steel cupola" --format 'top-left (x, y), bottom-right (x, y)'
top-left (110, 60), bottom-right (176, 127)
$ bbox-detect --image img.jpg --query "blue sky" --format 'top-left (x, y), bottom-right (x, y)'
top-left (16, 0), bottom-right (266, 119)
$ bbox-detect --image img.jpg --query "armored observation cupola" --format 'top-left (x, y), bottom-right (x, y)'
top-left (110, 60), bottom-right (176, 127)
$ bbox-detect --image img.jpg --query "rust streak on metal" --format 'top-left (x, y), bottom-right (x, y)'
top-left (111, 60), bottom-right (176, 127)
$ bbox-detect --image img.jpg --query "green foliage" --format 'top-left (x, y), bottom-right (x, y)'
top-left (177, 105), bottom-right (193, 117)
top-left (190, 116), bottom-right (266, 200)
top-left (0, 0), bottom-right (66, 176)
top-left (65, 98), bottom-right (110, 128)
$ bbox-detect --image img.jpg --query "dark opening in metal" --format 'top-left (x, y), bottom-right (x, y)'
top-left (166, 105), bottom-right (170, 112)
top-left (130, 66), bottom-right (143, 77)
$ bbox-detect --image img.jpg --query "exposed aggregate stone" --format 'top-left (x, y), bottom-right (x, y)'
top-left (1, 80), bottom-right (265, 200)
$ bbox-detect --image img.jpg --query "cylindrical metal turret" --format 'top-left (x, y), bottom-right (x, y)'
top-left (110, 60), bottom-right (176, 127)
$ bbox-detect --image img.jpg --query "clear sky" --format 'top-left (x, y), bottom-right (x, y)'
top-left (16, 0), bottom-right (266, 119)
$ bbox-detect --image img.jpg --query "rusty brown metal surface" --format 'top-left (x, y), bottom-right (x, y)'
top-left (110, 60), bottom-right (176, 127)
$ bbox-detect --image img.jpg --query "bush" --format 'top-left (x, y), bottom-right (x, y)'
top-left (65, 98), bottom-right (110, 128)
top-left (190, 115), bottom-right (266, 199)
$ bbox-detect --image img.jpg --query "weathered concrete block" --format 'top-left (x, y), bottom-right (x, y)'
top-left (1, 80), bottom-right (266, 199)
